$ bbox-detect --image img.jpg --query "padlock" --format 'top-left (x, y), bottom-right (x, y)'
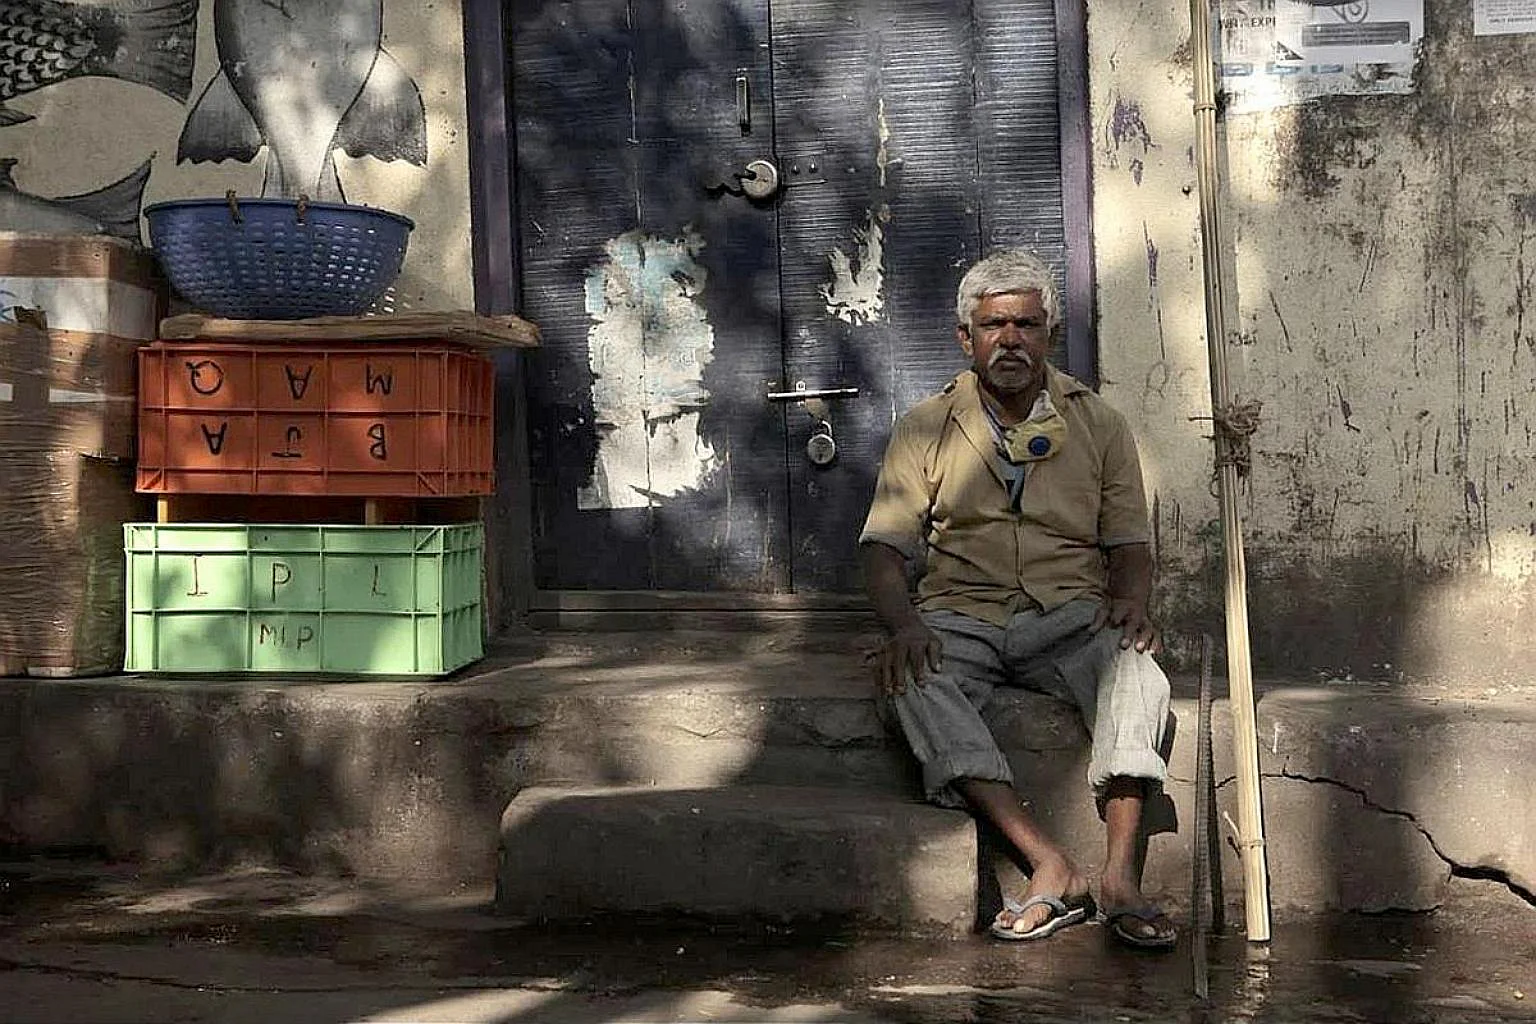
top-left (807, 425), bottom-right (837, 466)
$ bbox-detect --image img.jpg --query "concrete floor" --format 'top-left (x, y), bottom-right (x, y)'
top-left (2, 861), bottom-right (1532, 1023)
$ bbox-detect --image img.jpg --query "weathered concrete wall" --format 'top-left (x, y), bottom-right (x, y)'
top-left (2, 1), bottom-right (472, 311)
top-left (1090, 0), bottom-right (1536, 686)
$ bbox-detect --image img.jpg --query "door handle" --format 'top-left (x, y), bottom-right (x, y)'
top-left (765, 385), bottom-right (860, 402)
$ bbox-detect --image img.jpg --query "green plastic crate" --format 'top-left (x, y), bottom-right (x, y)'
top-left (124, 523), bottom-right (484, 676)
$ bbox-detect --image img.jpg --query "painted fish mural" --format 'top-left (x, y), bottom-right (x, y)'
top-left (177, 0), bottom-right (427, 202)
top-left (0, 156), bottom-right (151, 240)
top-left (0, 0), bottom-right (198, 126)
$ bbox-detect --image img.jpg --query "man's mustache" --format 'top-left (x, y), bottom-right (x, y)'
top-left (988, 348), bottom-right (1034, 369)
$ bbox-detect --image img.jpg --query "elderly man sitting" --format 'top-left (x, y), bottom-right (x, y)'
top-left (859, 249), bottom-right (1177, 949)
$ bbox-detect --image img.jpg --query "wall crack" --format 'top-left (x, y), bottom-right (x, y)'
top-left (1270, 770), bottom-right (1535, 908)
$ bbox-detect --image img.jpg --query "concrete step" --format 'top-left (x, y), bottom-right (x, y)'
top-left (3, 629), bottom-right (1533, 924)
top-left (496, 784), bottom-right (978, 937)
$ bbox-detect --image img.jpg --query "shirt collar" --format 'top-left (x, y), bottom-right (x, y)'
top-left (953, 364), bottom-right (1083, 423)
top-left (948, 365), bottom-right (1086, 487)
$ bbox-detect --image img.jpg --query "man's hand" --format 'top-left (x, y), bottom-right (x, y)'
top-left (1091, 597), bottom-right (1161, 654)
top-left (860, 542), bottom-right (942, 695)
top-left (1097, 542), bottom-right (1160, 654)
top-left (869, 623), bottom-right (943, 696)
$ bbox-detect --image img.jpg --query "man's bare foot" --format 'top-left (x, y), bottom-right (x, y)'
top-left (993, 856), bottom-right (1092, 937)
top-left (1098, 872), bottom-right (1177, 948)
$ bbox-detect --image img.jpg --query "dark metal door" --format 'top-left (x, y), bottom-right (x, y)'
top-left (512, 0), bottom-right (1072, 595)
top-left (773, 0), bottom-right (1072, 592)
top-left (513, 0), bottom-right (790, 592)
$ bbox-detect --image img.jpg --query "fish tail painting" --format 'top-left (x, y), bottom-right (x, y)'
top-left (0, 0), bottom-right (199, 127)
top-left (50, 156), bottom-right (151, 239)
top-left (0, 156), bottom-right (152, 240)
top-left (176, 0), bottom-right (427, 203)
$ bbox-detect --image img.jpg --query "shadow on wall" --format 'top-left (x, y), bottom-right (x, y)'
top-left (1143, 28), bottom-right (1536, 687)
top-left (1099, 12), bottom-right (1536, 1000)
top-left (513, 0), bottom-right (1047, 594)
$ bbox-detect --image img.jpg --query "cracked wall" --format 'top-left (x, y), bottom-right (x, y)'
top-left (1255, 687), bottom-right (1536, 915)
top-left (1090, 0), bottom-right (1536, 685)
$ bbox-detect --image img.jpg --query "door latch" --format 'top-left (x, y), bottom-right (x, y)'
top-left (767, 382), bottom-right (858, 467)
top-left (764, 384), bottom-right (860, 403)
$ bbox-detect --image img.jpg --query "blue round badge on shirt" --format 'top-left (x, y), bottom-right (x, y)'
top-left (1027, 435), bottom-right (1052, 457)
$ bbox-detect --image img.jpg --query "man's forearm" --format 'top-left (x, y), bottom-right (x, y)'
top-left (860, 542), bottom-right (924, 634)
top-left (1105, 542), bottom-right (1154, 608)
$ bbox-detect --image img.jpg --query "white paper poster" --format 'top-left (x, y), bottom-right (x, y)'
top-left (1474, 0), bottom-right (1536, 35)
top-left (1214, 0), bottom-right (1424, 114)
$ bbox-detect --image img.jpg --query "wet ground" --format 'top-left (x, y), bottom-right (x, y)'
top-left (1, 861), bottom-right (1532, 1023)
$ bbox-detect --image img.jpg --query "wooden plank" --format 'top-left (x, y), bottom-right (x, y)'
top-left (527, 608), bottom-right (879, 633)
top-left (532, 589), bottom-right (871, 612)
top-left (145, 494), bottom-right (482, 525)
top-left (462, 0), bottom-right (533, 632)
top-left (159, 311), bottom-right (541, 349)
top-left (1054, 0), bottom-right (1098, 385)
top-left (0, 232), bottom-right (162, 291)
top-left (462, 0), bottom-right (520, 318)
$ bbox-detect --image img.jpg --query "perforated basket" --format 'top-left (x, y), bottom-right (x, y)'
top-left (145, 195), bottom-right (415, 320)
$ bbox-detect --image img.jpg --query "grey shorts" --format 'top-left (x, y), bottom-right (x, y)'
top-left (886, 600), bottom-right (1171, 808)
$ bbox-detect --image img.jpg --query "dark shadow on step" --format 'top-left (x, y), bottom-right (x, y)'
top-left (495, 784), bottom-right (978, 939)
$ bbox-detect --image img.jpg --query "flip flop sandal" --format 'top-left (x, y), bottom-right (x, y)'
top-left (989, 892), bottom-right (1096, 941)
top-left (1102, 904), bottom-right (1178, 950)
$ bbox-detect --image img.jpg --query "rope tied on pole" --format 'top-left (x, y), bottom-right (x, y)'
top-left (1213, 397), bottom-right (1263, 477)
top-left (1191, 397), bottom-right (1264, 493)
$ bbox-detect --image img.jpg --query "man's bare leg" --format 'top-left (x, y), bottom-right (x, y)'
top-left (956, 778), bottom-right (1091, 934)
top-left (1099, 776), bottom-right (1175, 942)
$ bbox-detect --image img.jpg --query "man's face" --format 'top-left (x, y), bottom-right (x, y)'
top-left (957, 291), bottom-right (1051, 397)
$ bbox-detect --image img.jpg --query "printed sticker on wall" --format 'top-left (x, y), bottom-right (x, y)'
top-left (1213, 0), bottom-right (1423, 113)
top-left (177, 0), bottom-right (427, 201)
top-left (0, 0), bottom-right (198, 126)
top-left (579, 228), bottom-right (719, 511)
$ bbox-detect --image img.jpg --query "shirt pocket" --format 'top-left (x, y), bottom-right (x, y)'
top-left (932, 458), bottom-right (1013, 532)
top-left (1021, 453), bottom-right (1101, 542)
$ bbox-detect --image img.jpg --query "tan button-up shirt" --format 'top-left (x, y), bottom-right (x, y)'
top-left (859, 366), bottom-right (1150, 627)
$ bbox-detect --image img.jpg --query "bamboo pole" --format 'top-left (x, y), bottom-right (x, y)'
top-left (1186, 0), bottom-right (1272, 943)
top-left (1192, 634), bottom-right (1215, 998)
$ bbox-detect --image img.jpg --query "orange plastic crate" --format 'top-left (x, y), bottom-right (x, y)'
top-left (137, 343), bottom-right (493, 496)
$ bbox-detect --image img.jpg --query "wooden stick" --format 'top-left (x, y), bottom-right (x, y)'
top-left (158, 310), bottom-right (541, 351)
top-left (1192, 634), bottom-right (1215, 999)
top-left (1187, 0), bottom-right (1272, 943)
top-left (156, 497), bottom-right (172, 524)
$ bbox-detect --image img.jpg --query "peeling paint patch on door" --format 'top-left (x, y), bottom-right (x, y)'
top-left (820, 205), bottom-right (890, 325)
top-left (578, 229), bottom-right (719, 510)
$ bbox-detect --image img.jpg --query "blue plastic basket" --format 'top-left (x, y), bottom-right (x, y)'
top-left (145, 195), bottom-right (415, 320)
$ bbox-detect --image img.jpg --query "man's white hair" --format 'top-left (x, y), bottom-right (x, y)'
top-left (955, 249), bottom-right (1061, 330)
